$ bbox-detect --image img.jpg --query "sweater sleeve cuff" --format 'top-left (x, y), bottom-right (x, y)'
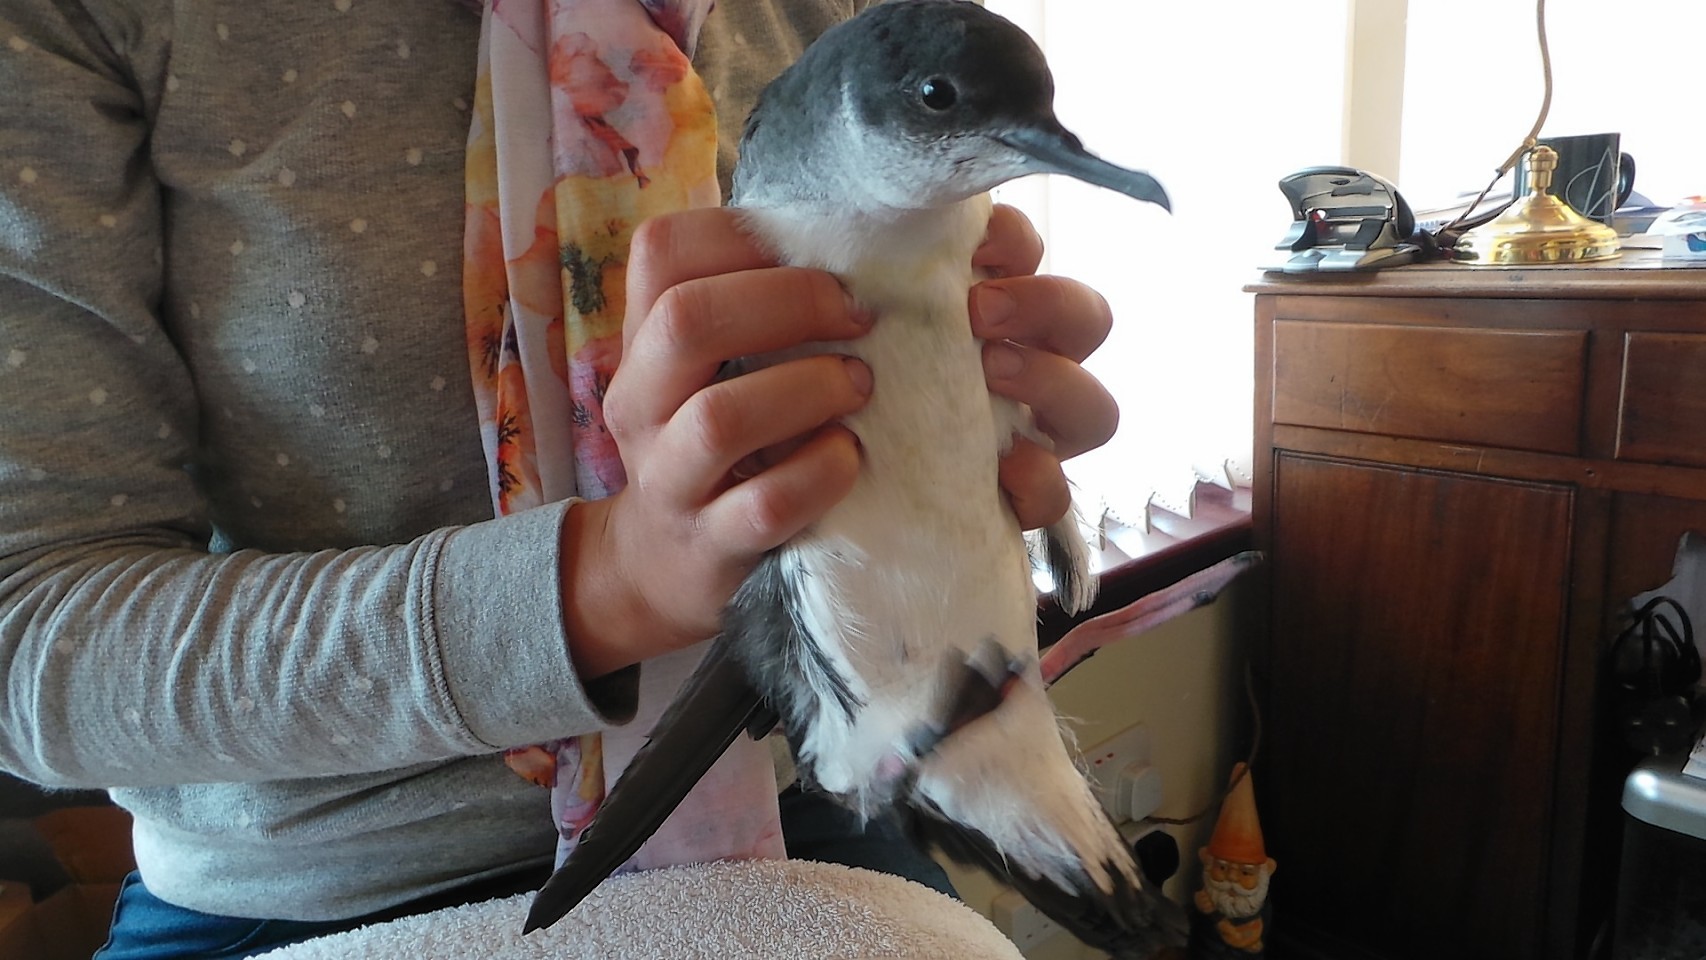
top-left (430, 499), bottom-right (639, 749)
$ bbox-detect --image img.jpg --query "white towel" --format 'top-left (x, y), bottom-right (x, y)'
top-left (255, 860), bottom-right (1024, 960)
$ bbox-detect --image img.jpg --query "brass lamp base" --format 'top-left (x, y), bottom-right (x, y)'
top-left (1454, 145), bottom-right (1621, 265)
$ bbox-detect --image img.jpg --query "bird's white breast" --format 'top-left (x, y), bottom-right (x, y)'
top-left (737, 196), bottom-right (1044, 807)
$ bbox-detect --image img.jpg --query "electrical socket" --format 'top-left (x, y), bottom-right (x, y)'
top-left (1080, 723), bottom-right (1157, 822)
top-left (991, 887), bottom-right (1067, 953)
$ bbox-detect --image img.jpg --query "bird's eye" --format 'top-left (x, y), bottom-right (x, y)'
top-left (920, 78), bottom-right (957, 111)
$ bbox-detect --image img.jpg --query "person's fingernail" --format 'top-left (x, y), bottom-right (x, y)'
top-left (983, 342), bottom-right (1023, 379)
top-left (843, 357), bottom-right (874, 395)
top-left (974, 284), bottom-right (1016, 331)
top-left (731, 454), bottom-right (763, 480)
top-left (844, 289), bottom-right (875, 327)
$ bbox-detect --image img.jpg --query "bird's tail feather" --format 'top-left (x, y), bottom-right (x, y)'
top-left (902, 799), bottom-right (1188, 956)
top-left (523, 637), bottom-right (774, 933)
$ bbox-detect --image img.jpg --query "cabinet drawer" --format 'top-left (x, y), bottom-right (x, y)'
top-left (1617, 332), bottom-right (1706, 469)
top-left (1272, 321), bottom-right (1588, 454)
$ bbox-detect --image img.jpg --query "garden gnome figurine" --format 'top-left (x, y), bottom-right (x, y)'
top-left (1191, 763), bottom-right (1276, 957)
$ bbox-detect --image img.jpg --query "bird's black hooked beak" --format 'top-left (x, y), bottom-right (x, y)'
top-left (997, 123), bottom-right (1172, 212)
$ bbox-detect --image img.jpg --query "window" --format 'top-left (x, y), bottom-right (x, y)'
top-left (993, 0), bottom-right (1703, 573)
top-left (1400, 1), bottom-right (1705, 212)
top-left (987, 0), bottom-right (1350, 569)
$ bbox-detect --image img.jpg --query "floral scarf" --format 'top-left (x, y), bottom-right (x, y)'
top-left (462, 0), bottom-right (784, 873)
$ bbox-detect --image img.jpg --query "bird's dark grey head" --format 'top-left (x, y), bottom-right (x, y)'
top-left (732, 0), bottom-right (1169, 214)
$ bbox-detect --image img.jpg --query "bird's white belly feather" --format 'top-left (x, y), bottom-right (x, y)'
top-left (783, 291), bottom-right (1036, 797)
top-left (740, 198), bottom-right (1023, 775)
top-left (738, 198), bottom-right (1127, 892)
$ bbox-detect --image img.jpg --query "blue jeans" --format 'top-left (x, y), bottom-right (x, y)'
top-left (93, 866), bottom-right (549, 960)
top-left (96, 788), bottom-right (956, 959)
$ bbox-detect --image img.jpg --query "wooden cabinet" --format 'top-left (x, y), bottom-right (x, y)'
top-left (1250, 254), bottom-right (1706, 960)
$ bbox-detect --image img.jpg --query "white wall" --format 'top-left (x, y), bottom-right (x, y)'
top-left (1343, 0), bottom-right (1408, 182)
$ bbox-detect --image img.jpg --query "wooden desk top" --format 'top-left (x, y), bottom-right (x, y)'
top-left (1247, 247), bottom-right (1706, 300)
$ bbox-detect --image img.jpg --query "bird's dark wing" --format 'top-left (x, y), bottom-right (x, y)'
top-left (523, 636), bottom-right (776, 933)
top-left (901, 800), bottom-right (1188, 959)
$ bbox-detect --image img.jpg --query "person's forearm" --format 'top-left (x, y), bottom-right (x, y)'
top-left (0, 501), bottom-right (634, 789)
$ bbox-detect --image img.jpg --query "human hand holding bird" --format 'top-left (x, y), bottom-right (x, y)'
top-left (562, 202), bottom-right (1119, 679)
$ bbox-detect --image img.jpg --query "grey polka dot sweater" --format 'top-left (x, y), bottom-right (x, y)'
top-left (0, 0), bottom-right (866, 922)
